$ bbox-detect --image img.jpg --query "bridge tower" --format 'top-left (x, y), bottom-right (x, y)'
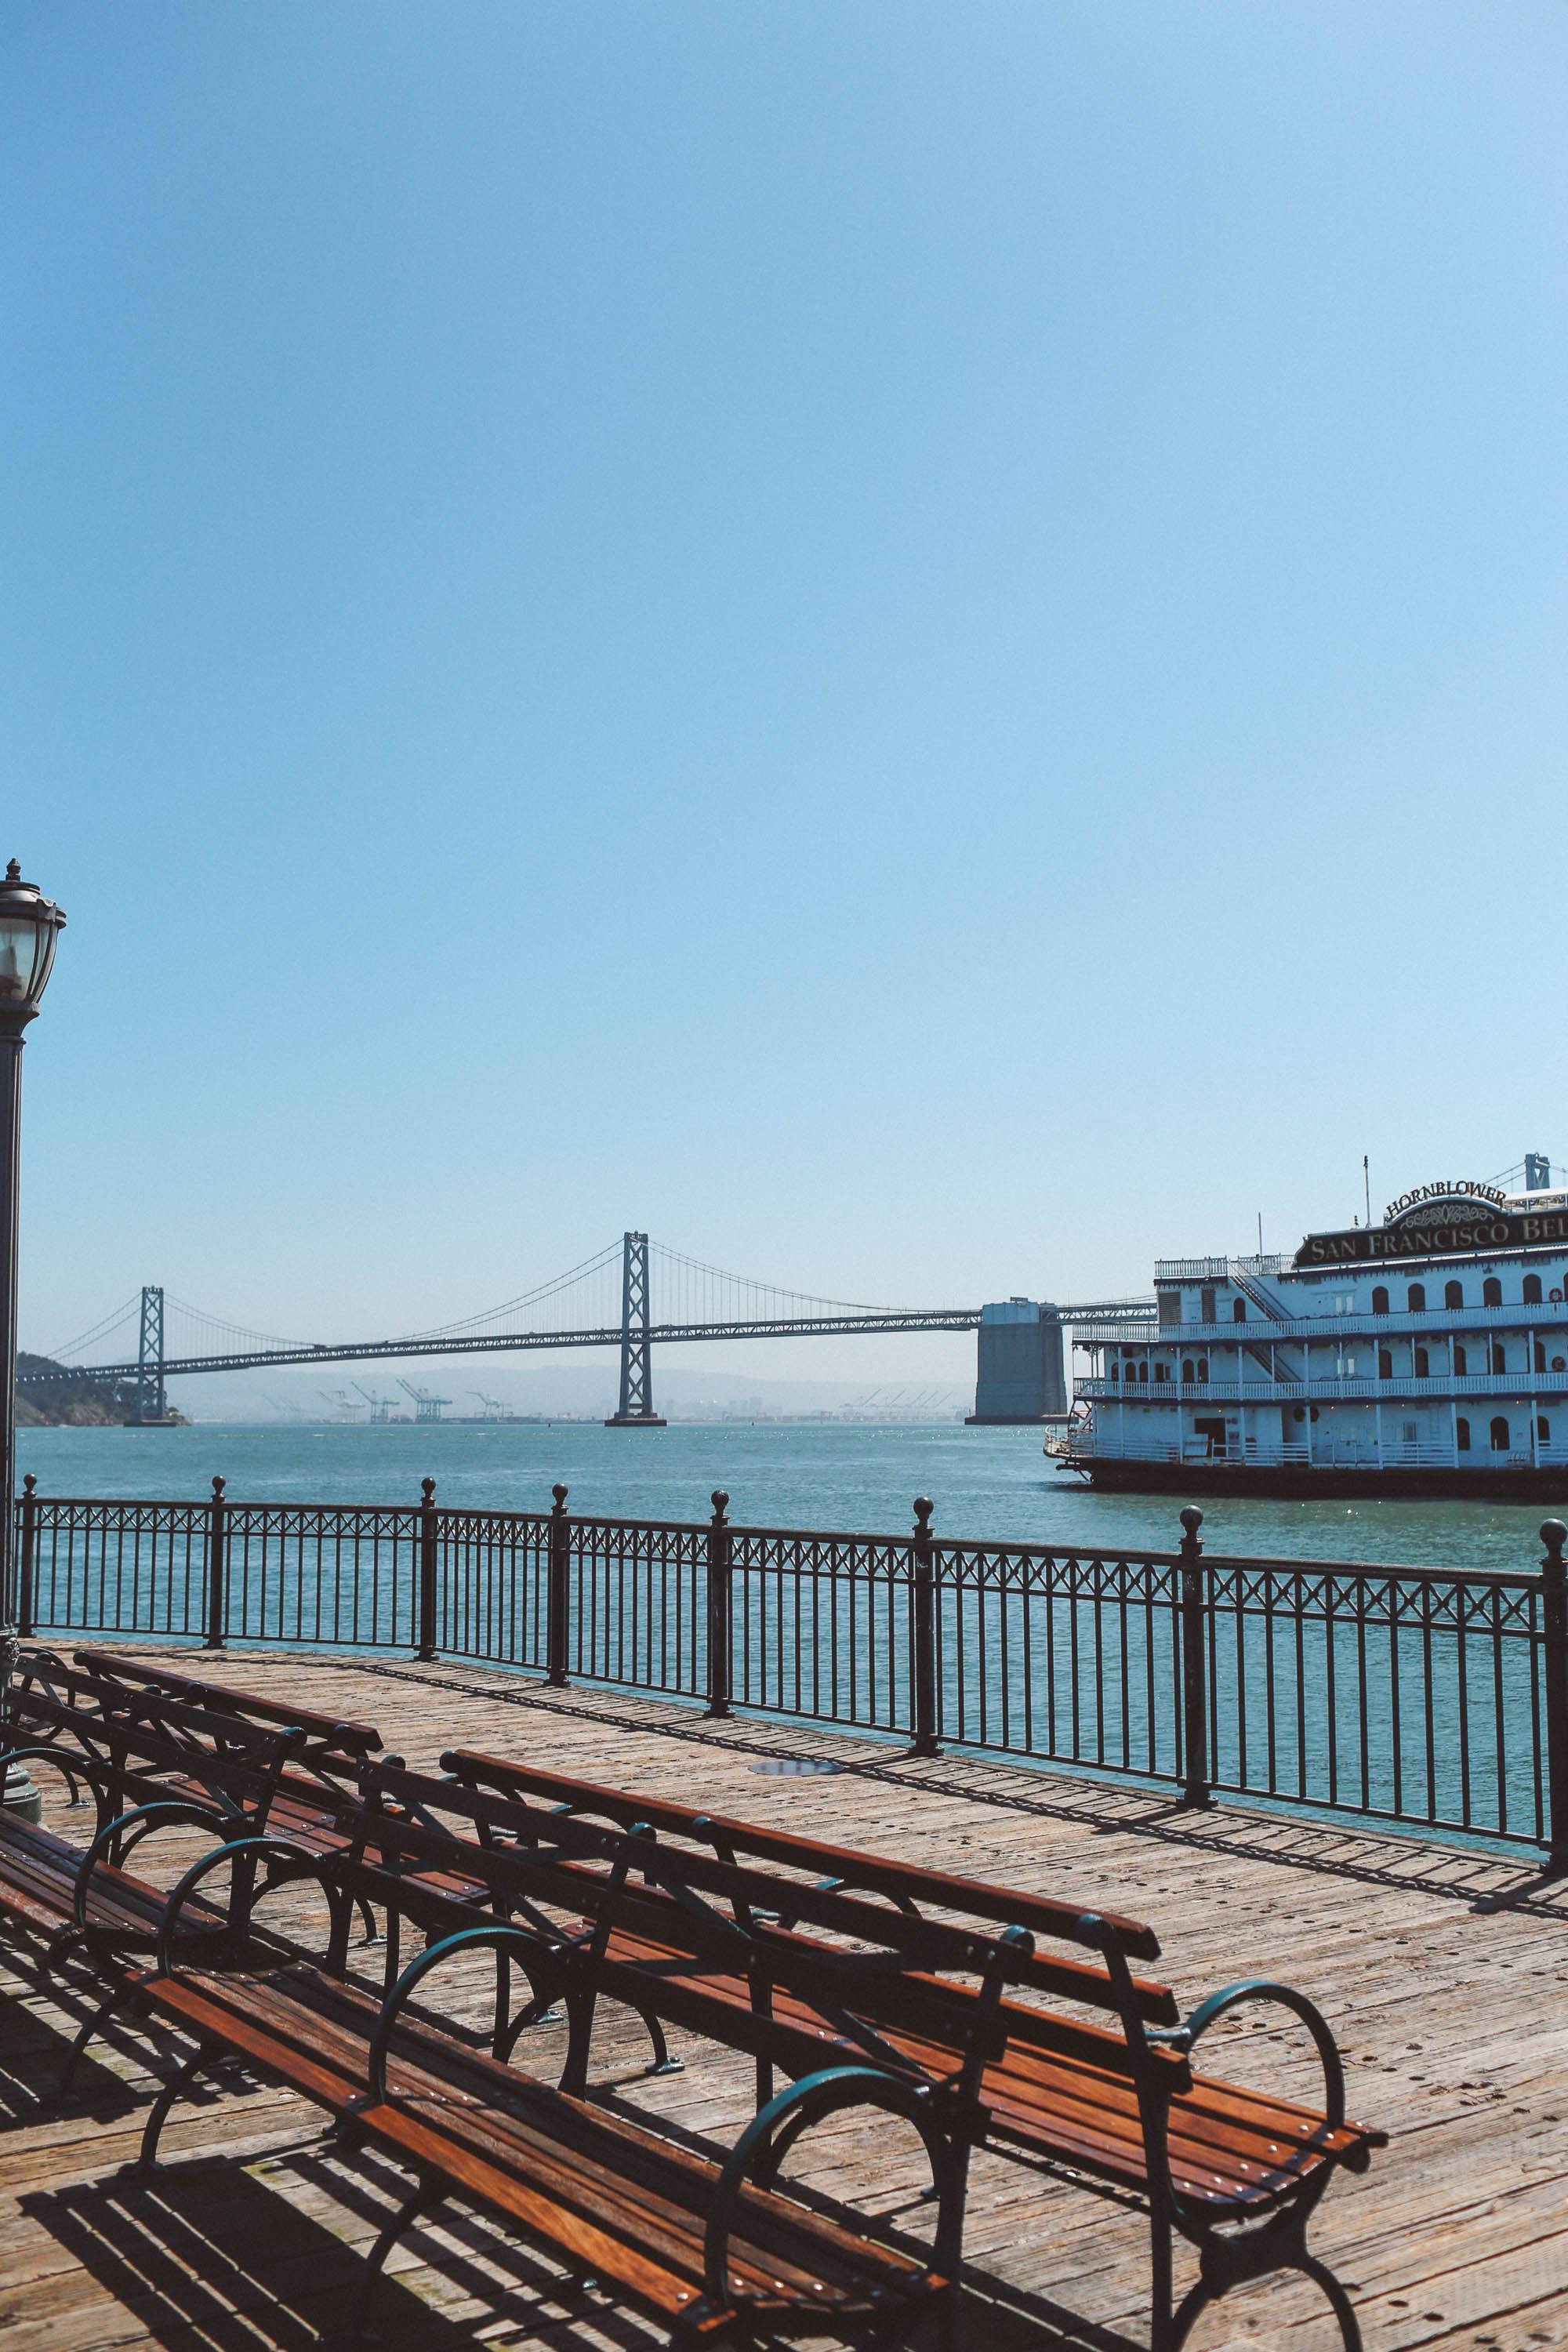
top-left (134, 1285), bottom-right (167, 1425)
top-left (604, 1231), bottom-right (666, 1428)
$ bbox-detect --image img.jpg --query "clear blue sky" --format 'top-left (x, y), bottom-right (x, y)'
top-left (5, 4), bottom-right (1565, 1385)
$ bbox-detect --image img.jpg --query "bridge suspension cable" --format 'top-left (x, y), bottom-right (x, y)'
top-left (44, 1294), bottom-right (141, 1364)
top-left (648, 1243), bottom-right (889, 1325)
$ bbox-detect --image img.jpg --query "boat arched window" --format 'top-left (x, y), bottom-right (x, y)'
top-left (1414, 1346), bottom-right (1429, 1376)
top-left (1523, 1275), bottom-right (1543, 1305)
top-left (1483, 1276), bottom-right (1503, 1307)
top-left (1456, 1417), bottom-right (1472, 1451)
top-left (1197, 1358), bottom-right (1209, 1381)
top-left (1535, 1341), bottom-right (1548, 1373)
top-left (1377, 1348), bottom-right (1392, 1378)
top-left (1540, 1416), bottom-right (1552, 1443)
top-left (1138, 1362), bottom-right (1149, 1384)
top-left (1232, 1299), bottom-right (1247, 1321)
top-left (1490, 1342), bottom-right (1506, 1374)
top-left (1371, 1287), bottom-right (1389, 1316)
top-left (1446, 1280), bottom-right (1464, 1309)
top-left (1454, 1343), bottom-right (1468, 1374)
top-left (1181, 1359), bottom-right (1195, 1383)
top-left (1407, 1283), bottom-right (1426, 1312)
top-left (1490, 1414), bottom-right (1510, 1452)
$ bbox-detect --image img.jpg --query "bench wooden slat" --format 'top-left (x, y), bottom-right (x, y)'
top-left (139, 1962), bottom-right (937, 2331)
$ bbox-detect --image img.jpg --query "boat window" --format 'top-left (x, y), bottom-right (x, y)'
top-left (1414, 1347), bottom-right (1429, 1376)
top-left (1523, 1275), bottom-right (1543, 1305)
top-left (1407, 1283), bottom-right (1426, 1312)
top-left (1377, 1348), bottom-right (1392, 1378)
top-left (1483, 1277), bottom-right (1503, 1307)
top-left (1446, 1280), bottom-right (1464, 1309)
top-left (1197, 1358), bottom-right (1208, 1381)
top-left (1153, 1363), bottom-right (1168, 1382)
top-left (1456, 1417), bottom-right (1471, 1451)
top-left (1232, 1299), bottom-right (1247, 1321)
top-left (1540, 1417), bottom-right (1552, 1443)
top-left (1138, 1362), bottom-right (1149, 1383)
top-left (1454, 1344), bottom-right (1468, 1374)
top-left (1490, 1414), bottom-right (1510, 1452)
top-left (1181, 1359), bottom-right (1195, 1384)
top-left (1490, 1342), bottom-right (1506, 1375)
top-left (1371, 1287), bottom-right (1389, 1316)
top-left (1200, 1286), bottom-right (1216, 1324)
top-left (1535, 1342), bottom-right (1548, 1373)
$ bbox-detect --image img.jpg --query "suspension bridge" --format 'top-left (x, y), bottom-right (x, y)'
top-left (22, 1233), bottom-right (1154, 1427)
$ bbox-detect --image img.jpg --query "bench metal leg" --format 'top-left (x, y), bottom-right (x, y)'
top-left (1296, 2250), bottom-right (1363, 2351)
top-left (639, 2005), bottom-right (682, 2077)
top-left (1161, 2216), bottom-right (1363, 2352)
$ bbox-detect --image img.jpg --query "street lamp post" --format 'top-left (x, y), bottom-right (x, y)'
top-left (0, 860), bottom-right (65, 1820)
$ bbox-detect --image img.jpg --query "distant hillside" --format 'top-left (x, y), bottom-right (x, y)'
top-left (16, 1352), bottom-right (187, 1427)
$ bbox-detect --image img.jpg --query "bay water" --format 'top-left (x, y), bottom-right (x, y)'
top-left (16, 1418), bottom-right (1554, 1577)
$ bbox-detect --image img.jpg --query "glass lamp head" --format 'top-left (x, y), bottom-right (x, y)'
top-left (0, 860), bottom-right (66, 1018)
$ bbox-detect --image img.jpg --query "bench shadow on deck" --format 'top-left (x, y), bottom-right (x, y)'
top-left (2, 1647), bottom-right (1566, 2352)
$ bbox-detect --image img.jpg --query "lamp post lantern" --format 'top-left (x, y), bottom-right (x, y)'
top-left (0, 859), bottom-right (65, 1820)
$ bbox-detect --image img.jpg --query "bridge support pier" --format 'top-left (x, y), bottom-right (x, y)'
top-left (966, 1301), bottom-right (1067, 1425)
top-left (604, 1232), bottom-right (666, 1428)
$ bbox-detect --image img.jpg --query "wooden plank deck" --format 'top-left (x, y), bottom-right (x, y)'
top-left (2, 1646), bottom-right (1566, 2351)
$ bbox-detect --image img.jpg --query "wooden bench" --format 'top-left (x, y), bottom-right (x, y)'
top-left (440, 1749), bottom-right (1385, 2351)
top-left (122, 1817), bottom-right (972, 2347)
top-left (0, 1679), bottom-right (312, 2088)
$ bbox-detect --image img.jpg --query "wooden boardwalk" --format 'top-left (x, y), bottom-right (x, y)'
top-left (2, 1647), bottom-right (1566, 2351)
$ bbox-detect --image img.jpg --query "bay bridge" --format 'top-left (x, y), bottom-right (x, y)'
top-left (23, 1232), bottom-right (1154, 1427)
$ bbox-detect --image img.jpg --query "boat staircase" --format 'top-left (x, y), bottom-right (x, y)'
top-left (1229, 1261), bottom-right (1294, 1322)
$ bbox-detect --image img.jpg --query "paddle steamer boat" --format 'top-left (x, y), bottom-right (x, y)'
top-left (1062, 1160), bottom-right (1568, 1497)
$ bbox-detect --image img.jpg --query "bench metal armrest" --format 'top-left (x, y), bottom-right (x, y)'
top-left (365, 1923), bottom-right (564, 2103)
top-left (153, 1835), bottom-right (341, 1976)
top-left (703, 2065), bottom-right (954, 2313)
top-left (1159, 1977), bottom-right (1345, 2127)
top-left (71, 1798), bottom-right (232, 1935)
top-left (0, 1742), bottom-right (113, 1831)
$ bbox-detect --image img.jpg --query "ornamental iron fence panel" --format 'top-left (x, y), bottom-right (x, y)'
top-left (13, 1476), bottom-right (1568, 1860)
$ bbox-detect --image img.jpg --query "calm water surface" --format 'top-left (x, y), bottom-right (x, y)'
top-left (16, 1421), bottom-right (1555, 1577)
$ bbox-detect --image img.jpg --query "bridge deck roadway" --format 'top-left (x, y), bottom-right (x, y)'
top-left (3, 1646), bottom-right (1563, 2350)
top-left (21, 1301), bottom-right (1156, 1385)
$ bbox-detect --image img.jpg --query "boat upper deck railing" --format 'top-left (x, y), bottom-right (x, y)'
top-left (1080, 1298), bottom-right (1568, 1345)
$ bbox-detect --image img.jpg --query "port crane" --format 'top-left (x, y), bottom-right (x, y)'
top-left (351, 1381), bottom-right (399, 1425)
top-left (397, 1377), bottom-right (452, 1425)
top-left (467, 1390), bottom-right (514, 1421)
top-left (317, 1389), bottom-right (358, 1421)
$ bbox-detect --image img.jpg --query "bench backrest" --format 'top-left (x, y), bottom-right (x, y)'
top-left (78, 1650), bottom-right (382, 1784)
top-left (347, 1760), bottom-right (1189, 2097)
top-left (441, 1747), bottom-right (1175, 2014)
top-left (5, 1653), bottom-right (305, 1833)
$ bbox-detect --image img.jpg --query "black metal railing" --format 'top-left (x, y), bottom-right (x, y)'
top-left (13, 1473), bottom-right (1568, 1860)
